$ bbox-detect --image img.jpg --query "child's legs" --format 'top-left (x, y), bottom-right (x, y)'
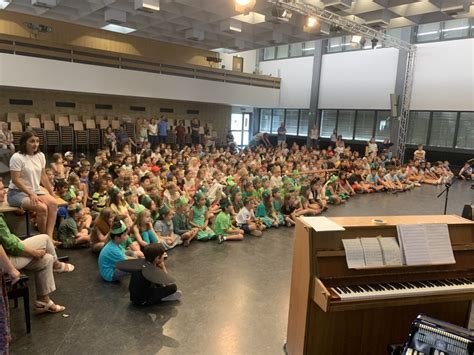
top-left (112, 268), bottom-right (129, 281)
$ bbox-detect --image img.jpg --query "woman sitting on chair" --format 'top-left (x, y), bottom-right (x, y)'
top-left (7, 131), bottom-right (59, 244)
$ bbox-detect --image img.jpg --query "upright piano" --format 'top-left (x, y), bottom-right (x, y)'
top-left (286, 215), bottom-right (474, 355)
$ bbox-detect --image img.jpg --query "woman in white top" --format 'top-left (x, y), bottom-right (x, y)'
top-left (7, 131), bottom-right (58, 241)
top-left (148, 118), bottom-right (158, 150)
top-left (367, 137), bottom-right (378, 157)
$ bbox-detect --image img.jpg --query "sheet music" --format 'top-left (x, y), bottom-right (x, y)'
top-left (424, 224), bottom-right (455, 265)
top-left (378, 237), bottom-right (402, 266)
top-left (301, 217), bottom-right (345, 232)
top-left (397, 224), bottom-right (432, 265)
top-left (342, 239), bottom-right (365, 269)
top-left (360, 238), bottom-right (384, 266)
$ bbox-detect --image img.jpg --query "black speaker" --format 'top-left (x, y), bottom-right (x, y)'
top-left (461, 204), bottom-right (473, 220)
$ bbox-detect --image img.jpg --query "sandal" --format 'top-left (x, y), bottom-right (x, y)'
top-left (54, 262), bottom-right (75, 273)
top-left (34, 300), bottom-right (65, 314)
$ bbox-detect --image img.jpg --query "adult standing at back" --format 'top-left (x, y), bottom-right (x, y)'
top-left (309, 124), bottom-right (319, 149)
top-left (158, 116), bottom-right (168, 145)
top-left (148, 118), bottom-right (158, 150)
top-left (7, 131), bottom-right (58, 243)
top-left (277, 122), bottom-right (287, 148)
top-left (191, 118), bottom-right (201, 146)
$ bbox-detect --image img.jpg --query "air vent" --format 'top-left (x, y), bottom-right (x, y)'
top-left (187, 109), bottom-right (199, 115)
top-left (130, 106), bottom-right (146, 112)
top-left (95, 104), bottom-right (113, 110)
top-left (160, 108), bottom-right (174, 113)
top-left (10, 99), bottom-right (33, 106)
top-left (56, 101), bottom-right (75, 108)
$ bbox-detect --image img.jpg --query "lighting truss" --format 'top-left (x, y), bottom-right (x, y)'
top-left (267, 0), bottom-right (417, 162)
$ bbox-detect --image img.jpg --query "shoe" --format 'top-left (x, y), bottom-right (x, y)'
top-left (161, 290), bottom-right (182, 302)
top-left (250, 230), bottom-right (262, 237)
top-left (414, 182), bottom-right (421, 187)
top-left (217, 235), bottom-right (225, 244)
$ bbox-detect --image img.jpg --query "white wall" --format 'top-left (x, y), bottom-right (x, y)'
top-left (259, 56), bottom-right (314, 109)
top-left (220, 50), bottom-right (258, 74)
top-left (0, 54), bottom-right (279, 108)
top-left (318, 48), bottom-right (399, 109)
top-left (411, 38), bottom-right (474, 111)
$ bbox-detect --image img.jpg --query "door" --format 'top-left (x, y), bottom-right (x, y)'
top-left (232, 56), bottom-right (244, 72)
top-left (231, 113), bottom-right (251, 147)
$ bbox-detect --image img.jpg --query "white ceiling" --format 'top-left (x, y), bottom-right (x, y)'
top-left (3, 0), bottom-right (473, 51)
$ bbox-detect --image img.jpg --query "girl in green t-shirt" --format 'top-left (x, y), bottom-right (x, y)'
top-left (212, 200), bottom-right (244, 244)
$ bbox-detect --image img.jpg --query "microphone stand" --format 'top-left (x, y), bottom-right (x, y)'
top-left (437, 177), bottom-right (458, 215)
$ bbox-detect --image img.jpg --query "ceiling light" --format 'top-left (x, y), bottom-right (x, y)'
top-left (306, 16), bottom-right (318, 28)
top-left (101, 24), bottom-right (136, 34)
top-left (0, 0), bottom-right (11, 10)
top-left (135, 0), bottom-right (160, 13)
top-left (234, 0), bottom-right (256, 14)
top-left (351, 35), bottom-right (362, 43)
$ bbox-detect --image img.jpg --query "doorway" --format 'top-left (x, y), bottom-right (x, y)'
top-left (230, 113), bottom-right (251, 147)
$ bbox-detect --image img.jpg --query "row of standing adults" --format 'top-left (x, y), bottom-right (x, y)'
top-left (144, 117), bottom-right (204, 149)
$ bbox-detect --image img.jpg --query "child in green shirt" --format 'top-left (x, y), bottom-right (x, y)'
top-left (213, 200), bottom-right (244, 244)
top-left (57, 204), bottom-right (91, 249)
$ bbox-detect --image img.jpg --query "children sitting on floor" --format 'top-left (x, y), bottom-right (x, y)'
top-left (57, 204), bottom-right (91, 249)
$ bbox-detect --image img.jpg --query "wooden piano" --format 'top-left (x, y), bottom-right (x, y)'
top-left (286, 215), bottom-right (474, 355)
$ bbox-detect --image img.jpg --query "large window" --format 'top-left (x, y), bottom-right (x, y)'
top-left (276, 44), bottom-right (289, 59)
top-left (429, 112), bottom-right (457, 147)
top-left (298, 110), bottom-right (310, 136)
top-left (337, 110), bottom-right (355, 140)
top-left (289, 42), bottom-right (303, 57)
top-left (416, 22), bottom-right (441, 42)
top-left (414, 18), bottom-right (474, 43)
top-left (327, 36), bottom-right (343, 53)
top-left (271, 109), bottom-right (285, 134)
top-left (408, 112), bottom-right (430, 145)
top-left (303, 41), bottom-right (316, 56)
top-left (354, 110), bottom-right (375, 141)
top-left (442, 18), bottom-right (470, 40)
top-left (456, 112), bottom-right (474, 149)
top-left (263, 47), bottom-right (275, 61)
top-left (285, 109), bottom-right (299, 136)
top-left (375, 111), bottom-right (391, 141)
top-left (320, 110), bottom-right (337, 138)
top-left (260, 109), bottom-right (272, 133)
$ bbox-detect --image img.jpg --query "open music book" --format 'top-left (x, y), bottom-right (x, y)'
top-left (342, 224), bottom-right (455, 269)
top-left (397, 224), bottom-right (455, 266)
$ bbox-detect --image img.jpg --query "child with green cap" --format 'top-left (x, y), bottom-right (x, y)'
top-left (154, 204), bottom-right (183, 250)
top-left (189, 191), bottom-right (217, 240)
top-left (172, 196), bottom-right (199, 247)
top-left (212, 199), bottom-right (244, 244)
top-left (255, 190), bottom-right (280, 228)
top-left (98, 218), bottom-right (130, 282)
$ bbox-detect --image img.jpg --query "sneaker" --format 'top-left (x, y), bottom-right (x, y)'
top-left (414, 182), bottom-right (421, 187)
top-left (250, 230), bottom-right (262, 237)
top-left (217, 235), bottom-right (225, 244)
top-left (161, 290), bottom-right (182, 302)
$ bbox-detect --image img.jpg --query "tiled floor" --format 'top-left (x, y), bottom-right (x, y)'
top-left (8, 181), bottom-right (474, 354)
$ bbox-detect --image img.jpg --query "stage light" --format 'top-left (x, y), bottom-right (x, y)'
top-left (272, 5), bottom-right (293, 21)
top-left (351, 35), bottom-right (361, 43)
top-left (234, 0), bottom-right (256, 14)
top-left (306, 16), bottom-right (318, 28)
top-left (371, 38), bottom-right (379, 49)
top-left (359, 37), bottom-right (366, 47)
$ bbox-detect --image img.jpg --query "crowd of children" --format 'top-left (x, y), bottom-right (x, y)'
top-left (45, 139), bottom-right (458, 284)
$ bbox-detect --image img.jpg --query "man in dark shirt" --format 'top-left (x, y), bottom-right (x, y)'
top-left (129, 244), bottom-right (181, 306)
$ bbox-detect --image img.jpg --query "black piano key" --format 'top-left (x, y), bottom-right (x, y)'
top-left (334, 287), bottom-right (343, 294)
top-left (341, 286), bottom-right (352, 294)
top-left (401, 282), bottom-right (413, 289)
top-left (382, 283), bottom-right (394, 290)
top-left (424, 280), bottom-right (436, 287)
top-left (441, 279), bottom-right (453, 286)
top-left (432, 280), bottom-right (445, 286)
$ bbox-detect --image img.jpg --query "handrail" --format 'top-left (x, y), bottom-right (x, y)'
top-left (0, 33), bottom-right (281, 89)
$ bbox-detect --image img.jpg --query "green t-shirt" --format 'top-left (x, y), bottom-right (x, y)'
top-left (0, 214), bottom-right (25, 256)
top-left (212, 211), bottom-right (232, 235)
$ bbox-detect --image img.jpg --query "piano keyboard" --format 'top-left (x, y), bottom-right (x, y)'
top-left (331, 278), bottom-right (474, 301)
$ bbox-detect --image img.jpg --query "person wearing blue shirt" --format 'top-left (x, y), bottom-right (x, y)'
top-left (158, 117), bottom-right (168, 145)
top-left (98, 218), bottom-right (129, 282)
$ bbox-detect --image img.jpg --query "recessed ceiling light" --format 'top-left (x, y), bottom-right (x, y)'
top-left (101, 24), bottom-right (136, 34)
top-left (232, 11), bottom-right (266, 24)
top-left (211, 48), bottom-right (237, 54)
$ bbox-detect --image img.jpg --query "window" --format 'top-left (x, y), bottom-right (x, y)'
top-left (429, 112), bottom-right (457, 147)
top-left (298, 110), bottom-right (310, 136)
top-left (263, 47), bottom-right (275, 60)
top-left (344, 35), bottom-right (359, 51)
top-left (276, 44), bottom-right (289, 59)
top-left (327, 37), bottom-right (343, 53)
top-left (320, 110), bottom-right (337, 137)
top-left (290, 42), bottom-right (303, 57)
top-left (303, 41), bottom-right (315, 56)
top-left (271, 109), bottom-right (285, 134)
top-left (375, 111), bottom-right (391, 141)
top-left (416, 22), bottom-right (441, 42)
top-left (408, 111), bottom-right (430, 145)
top-left (354, 110), bottom-right (375, 141)
top-left (337, 110), bottom-right (355, 140)
top-left (260, 109), bottom-right (272, 133)
top-left (442, 18), bottom-right (470, 40)
top-left (285, 110), bottom-right (299, 135)
top-left (231, 113), bottom-right (251, 147)
top-left (456, 112), bottom-right (474, 149)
